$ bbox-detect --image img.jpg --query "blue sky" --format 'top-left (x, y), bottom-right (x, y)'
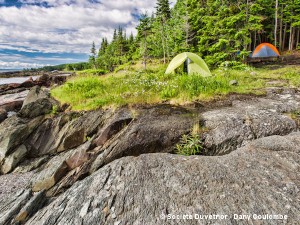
top-left (0, 0), bottom-right (176, 69)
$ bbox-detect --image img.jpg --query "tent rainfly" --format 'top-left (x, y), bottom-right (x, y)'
top-left (251, 43), bottom-right (280, 58)
top-left (165, 52), bottom-right (212, 77)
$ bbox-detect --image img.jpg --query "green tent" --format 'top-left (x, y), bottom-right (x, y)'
top-left (165, 52), bottom-right (211, 77)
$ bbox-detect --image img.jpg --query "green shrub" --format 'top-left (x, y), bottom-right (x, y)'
top-left (50, 105), bottom-right (58, 115)
top-left (77, 69), bottom-right (108, 76)
top-left (161, 86), bottom-right (179, 99)
top-left (175, 134), bottom-right (205, 156)
top-left (219, 61), bottom-right (250, 71)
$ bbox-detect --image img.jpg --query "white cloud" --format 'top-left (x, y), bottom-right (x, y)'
top-left (0, 0), bottom-right (177, 68)
top-left (0, 60), bottom-right (50, 69)
top-left (0, 1), bottom-right (155, 54)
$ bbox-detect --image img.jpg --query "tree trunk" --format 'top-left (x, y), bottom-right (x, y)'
top-left (283, 22), bottom-right (287, 50)
top-left (160, 25), bottom-right (166, 64)
top-left (254, 31), bottom-right (257, 50)
top-left (279, 4), bottom-right (283, 51)
top-left (297, 28), bottom-right (300, 49)
top-left (289, 24), bottom-right (293, 51)
top-left (275, 0), bottom-right (278, 47)
top-left (291, 26), bottom-right (295, 50)
top-left (144, 33), bottom-right (147, 70)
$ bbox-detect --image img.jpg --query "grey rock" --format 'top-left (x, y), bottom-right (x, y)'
top-left (0, 189), bottom-right (45, 225)
top-left (0, 115), bottom-right (44, 162)
top-left (94, 108), bottom-right (133, 146)
top-left (91, 105), bottom-right (194, 172)
top-left (13, 156), bottom-right (49, 174)
top-left (45, 141), bottom-right (94, 197)
top-left (7, 111), bottom-right (17, 118)
top-left (31, 141), bottom-right (92, 192)
top-left (31, 152), bottom-right (70, 192)
top-left (14, 191), bottom-right (46, 223)
top-left (55, 110), bottom-right (104, 152)
top-left (0, 171), bottom-right (33, 201)
top-left (0, 189), bottom-right (31, 225)
top-left (0, 90), bottom-right (28, 112)
top-left (229, 80), bottom-right (238, 86)
top-left (18, 86), bottom-right (59, 118)
top-left (26, 113), bottom-right (76, 157)
top-left (25, 132), bottom-right (300, 225)
top-left (0, 108), bottom-right (7, 123)
top-left (1, 145), bottom-right (28, 174)
top-left (202, 97), bottom-right (299, 155)
top-left (26, 110), bottom-right (103, 156)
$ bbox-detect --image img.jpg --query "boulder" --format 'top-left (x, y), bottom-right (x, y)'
top-left (26, 113), bottom-right (76, 157)
top-left (31, 140), bottom-right (93, 192)
top-left (91, 105), bottom-right (195, 172)
top-left (25, 132), bottom-right (300, 225)
top-left (0, 108), bottom-right (7, 123)
top-left (31, 152), bottom-right (70, 192)
top-left (20, 77), bottom-right (35, 88)
top-left (26, 110), bottom-right (104, 156)
top-left (14, 191), bottom-right (46, 223)
top-left (50, 74), bottom-right (69, 85)
top-left (46, 141), bottom-right (94, 197)
top-left (35, 74), bottom-right (50, 86)
top-left (1, 145), bottom-right (28, 174)
top-left (18, 86), bottom-right (59, 118)
top-left (0, 90), bottom-right (29, 112)
top-left (201, 97), bottom-right (299, 155)
top-left (93, 108), bottom-right (133, 146)
top-left (13, 156), bottom-right (49, 174)
top-left (229, 79), bottom-right (238, 86)
top-left (0, 115), bottom-right (44, 162)
top-left (0, 189), bottom-right (31, 225)
top-left (0, 189), bottom-right (45, 225)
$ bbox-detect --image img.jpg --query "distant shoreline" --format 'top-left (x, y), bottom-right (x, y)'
top-left (0, 70), bottom-right (44, 78)
top-left (0, 69), bottom-right (22, 73)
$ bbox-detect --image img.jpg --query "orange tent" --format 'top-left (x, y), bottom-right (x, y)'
top-left (252, 43), bottom-right (280, 58)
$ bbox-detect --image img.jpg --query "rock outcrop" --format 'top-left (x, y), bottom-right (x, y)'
top-left (0, 86), bottom-right (300, 224)
top-left (18, 86), bottom-right (59, 118)
top-left (0, 115), bottom-right (44, 164)
top-left (26, 110), bottom-right (104, 156)
top-left (0, 90), bottom-right (29, 113)
top-left (0, 189), bottom-right (46, 225)
top-left (25, 132), bottom-right (300, 225)
top-left (202, 91), bottom-right (300, 155)
top-left (91, 105), bottom-right (194, 172)
top-left (0, 108), bottom-right (7, 123)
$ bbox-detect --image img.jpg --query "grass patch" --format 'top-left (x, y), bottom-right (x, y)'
top-left (77, 69), bottom-right (107, 76)
top-left (51, 64), bottom-right (300, 111)
top-left (175, 134), bottom-right (205, 156)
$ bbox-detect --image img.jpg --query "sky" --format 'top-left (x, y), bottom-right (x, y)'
top-left (0, 0), bottom-right (176, 70)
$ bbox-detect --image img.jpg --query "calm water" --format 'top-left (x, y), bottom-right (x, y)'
top-left (0, 69), bottom-right (21, 73)
top-left (0, 76), bottom-right (40, 85)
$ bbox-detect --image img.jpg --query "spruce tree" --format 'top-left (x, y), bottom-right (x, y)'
top-left (155, 0), bottom-right (171, 63)
top-left (89, 42), bottom-right (97, 69)
top-left (156, 0), bottom-right (171, 21)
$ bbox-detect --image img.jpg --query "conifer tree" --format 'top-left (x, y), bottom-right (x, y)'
top-left (89, 41), bottom-right (97, 69)
top-left (156, 0), bottom-right (171, 63)
top-left (137, 13), bottom-right (152, 69)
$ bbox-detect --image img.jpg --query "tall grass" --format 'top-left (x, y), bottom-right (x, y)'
top-left (51, 65), bottom-right (300, 110)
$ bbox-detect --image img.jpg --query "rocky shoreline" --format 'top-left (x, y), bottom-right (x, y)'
top-left (0, 78), bottom-right (299, 224)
